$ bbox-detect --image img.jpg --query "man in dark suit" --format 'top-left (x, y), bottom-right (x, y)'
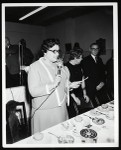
top-left (81, 42), bottom-right (109, 107)
top-left (19, 39), bottom-right (34, 66)
top-left (6, 37), bottom-right (20, 87)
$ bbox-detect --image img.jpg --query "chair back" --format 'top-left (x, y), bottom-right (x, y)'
top-left (6, 100), bottom-right (28, 143)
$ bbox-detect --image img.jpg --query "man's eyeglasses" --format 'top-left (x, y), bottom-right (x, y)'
top-left (48, 49), bottom-right (60, 54)
top-left (91, 48), bottom-right (99, 51)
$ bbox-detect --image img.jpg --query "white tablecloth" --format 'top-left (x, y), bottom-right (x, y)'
top-left (10, 101), bottom-right (118, 147)
top-left (6, 86), bottom-right (30, 118)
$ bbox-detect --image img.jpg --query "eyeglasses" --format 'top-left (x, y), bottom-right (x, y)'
top-left (48, 49), bottom-right (60, 54)
top-left (91, 48), bottom-right (99, 51)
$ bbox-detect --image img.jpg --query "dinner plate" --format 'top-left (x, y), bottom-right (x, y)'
top-left (109, 101), bottom-right (114, 105)
top-left (72, 128), bottom-right (81, 137)
top-left (33, 132), bottom-right (44, 141)
top-left (106, 113), bottom-right (114, 120)
top-left (80, 128), bottom-right (97, 139)
top-left (74, 116), bottom-right (83, 122)
top-left (101, 104), bottom-right (109, 109)
top-left (61, 122), bottom-right (73, 131)
top-left (97, 106), bottom-right (109, 112)
top-left (106, 115), bottom-right (114, 120)
top-left (90, 109), bottom-right (101, 116)
top-left (58, 135), bottom-right (75, 144)
top-left (108, 106), bottom-right (114, 111)
top-left (92, 117), bottom-right (105, 125)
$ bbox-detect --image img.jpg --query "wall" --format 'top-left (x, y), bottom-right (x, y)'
top-left (75, 10), bottom-right (113, 64)
top-left (5, 8), bottom-right (113, 64)
top-left (45, 9), bottom-right (113, 64)
top-left (5, 22), bottom-right (46, 61)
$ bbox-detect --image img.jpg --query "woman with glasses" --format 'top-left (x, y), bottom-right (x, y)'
top-left (28, 39), bottom-right (81, 134)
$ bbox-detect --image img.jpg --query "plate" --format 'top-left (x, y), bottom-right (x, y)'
top-left (101, 104), bottom-right (109, 109)
top-left (106, 113), bottom-right (114, 120)
top-left (61, 122), bottom-right (73, 131)
top-left (33, 132), bottom-right (44, 141)
top-left (97, 106), bottom-right (109, 112)
top-left (58, 135), bottom-right (75, 144)
top-left (90, 109), bottom-right (101, 116)
top-left (109, 101), bottom-right (114, 105)
top-left (92, 117), bottom-right (105, 125)
top-left (72, 128), bottom-right (81, 137)
top-left (80, 128), bottom-right (97, 139)
top-left (108, 106), bottom-right (114, 111)
top-left (74, 116), bottom-right (83, 122)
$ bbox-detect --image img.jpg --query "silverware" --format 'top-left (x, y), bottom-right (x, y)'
top-left (48, 132), bottom-right (60, 139)
top-left (96, 110), bottom-right (107, 116)
top-left (70, 120), bottom-right (76, 128)
top-left (83, 114), bottom-right (94, 119)
top-left (85, 124), bottom-right (92, 128)
top-left (108, 105), bottom-right (114, 108)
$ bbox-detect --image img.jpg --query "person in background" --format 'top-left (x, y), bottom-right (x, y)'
top-left (19, 39), bottom-right (34, 66)
top-left (19, 39), bottom-right (34, 85)
top-left (65, 48), bottom-right (91, 118)
top-left (105, 50), bottom-right (114, 100)
top-left (6, 37), bottom-right (20, 87)
top-left (28, 38), bottom-right (82, 134)
top-left (81, 42), bottom-right (109, 108)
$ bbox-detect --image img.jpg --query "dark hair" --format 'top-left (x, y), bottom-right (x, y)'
top-left (90, 43), bottom-right (99, 49)
top-left (41, 38), bottom-right (60, 53)
top-left (20, 39), bottom-right (26, 46)
top-left (69, 48), bottom-right (83, 60)
top-left (5, 37), bottom-right (10, 42)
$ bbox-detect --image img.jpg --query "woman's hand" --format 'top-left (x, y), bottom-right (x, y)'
top-left (69, 81), bottom-right (82, 90)
top-left (96, 82), bottom-right (104, 91)
top-left (54, 75), bottom-right (62, 87)
top-left (84, 95), bottom-right (90, 103)
top-left (75, 97), bottom-right (81, 105)
top-left (73, 97), bottom-right (81, 105)
top-left (71, 93), bottom-right (81, 105)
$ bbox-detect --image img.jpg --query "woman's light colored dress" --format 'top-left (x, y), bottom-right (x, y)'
top-left (28, 57), bottom-right (69, 134)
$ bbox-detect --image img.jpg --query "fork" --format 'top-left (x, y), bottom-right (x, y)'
top-left (48, 132), bottom-right (60, 139)
top-left (83, 114), bottom-right (94, 119)
top-left (96, 110), bottom-right (107, 116)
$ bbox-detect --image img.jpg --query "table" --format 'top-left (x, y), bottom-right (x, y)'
top-left (6, 86), bottom-right (30, 118)
top-left (10, 101), bottom-right (118, 147)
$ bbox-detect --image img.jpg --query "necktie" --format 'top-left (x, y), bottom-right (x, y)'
top-left (95, 56), bottom-right (98, 63)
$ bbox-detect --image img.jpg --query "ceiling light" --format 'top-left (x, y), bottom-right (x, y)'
top-left (19, 6), bottom-right (47, 21)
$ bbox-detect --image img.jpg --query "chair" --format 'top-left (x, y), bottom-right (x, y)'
top-left (6, 100), bottom-right (28, 143)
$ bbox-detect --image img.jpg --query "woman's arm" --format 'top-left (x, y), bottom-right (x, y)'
top-left (81, 76), bottom-right (89, 103)
top-left (71, 93), bottom-right (81, 105)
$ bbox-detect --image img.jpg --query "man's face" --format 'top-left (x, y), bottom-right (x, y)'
top-left (90, 44), bottom-right (99, 56)
top-left (5, 38), bottom-right (10, 48)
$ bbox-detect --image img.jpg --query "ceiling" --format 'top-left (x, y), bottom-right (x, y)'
top-left (5, 6), bottom-right (113, 26)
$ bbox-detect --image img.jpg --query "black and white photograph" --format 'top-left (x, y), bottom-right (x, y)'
top-left (2, 2), bottom-right (119, 147)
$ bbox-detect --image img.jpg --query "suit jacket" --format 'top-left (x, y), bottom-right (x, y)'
top-left (6, 44), bottom-right (20, 75)
top-left (81, 55), bottom-right (106, 94)
top-left (20, 46), bottom-right (34, 66)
